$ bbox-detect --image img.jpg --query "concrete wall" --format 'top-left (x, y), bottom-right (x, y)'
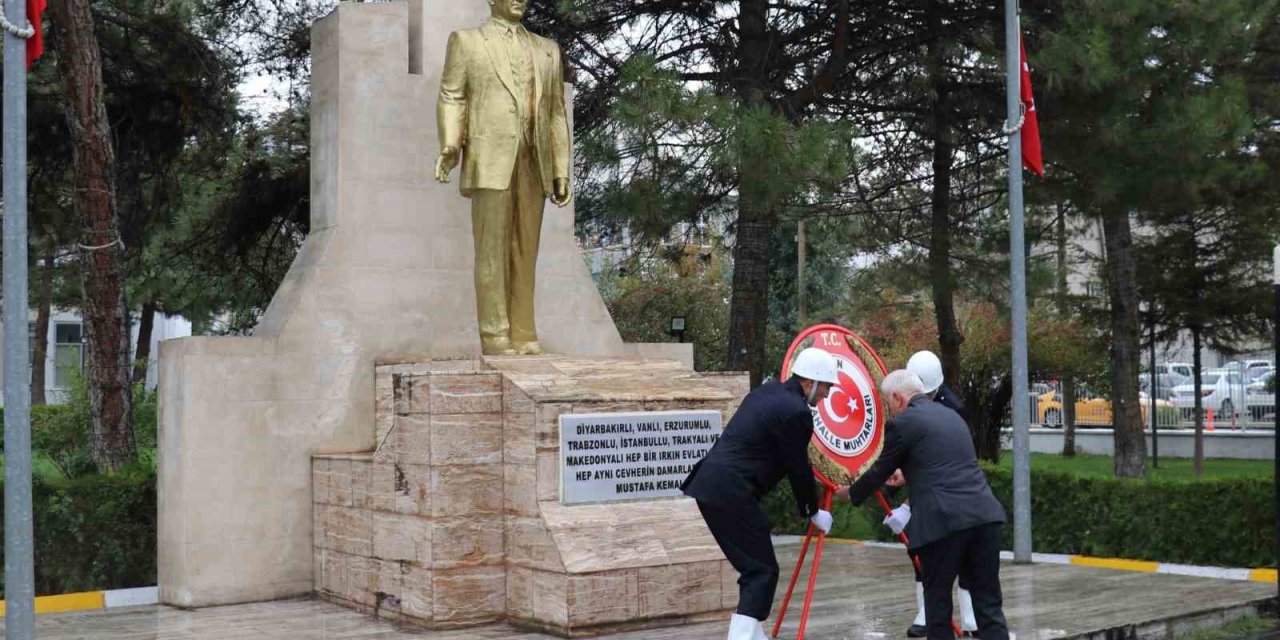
top-left (1018, 428), bottom-right (1275, 460)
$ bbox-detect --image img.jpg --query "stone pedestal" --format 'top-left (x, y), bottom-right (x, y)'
top-left (313, 356), bottom-right (747, 635)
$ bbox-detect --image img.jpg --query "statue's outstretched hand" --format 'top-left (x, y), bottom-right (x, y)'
top-left (435, 146), bottom-right (460, 183)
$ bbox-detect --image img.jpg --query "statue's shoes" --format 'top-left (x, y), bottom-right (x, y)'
top-left (481, 337), bottom-right (517, 356)
top-left (513, 341), bottom-right (543, 355)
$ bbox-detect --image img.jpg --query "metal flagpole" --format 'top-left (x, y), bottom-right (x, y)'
top-left (3, 0), bottom-right (37, 633)
top-left (1272, 245), bottom-right (1278, 605)
top-left (1004, 0), bottom-right (1032, 563)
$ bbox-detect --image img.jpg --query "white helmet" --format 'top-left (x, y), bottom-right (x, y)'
top-left (907, 350), bottom-right (944, 394)
top-left (790, 347), bottom-right (839, 385)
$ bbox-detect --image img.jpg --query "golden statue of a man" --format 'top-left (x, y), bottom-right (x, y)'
top-left (434, 0), bottom-right (572, 356)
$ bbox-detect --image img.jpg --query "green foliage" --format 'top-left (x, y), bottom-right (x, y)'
top-left (18, 374), bottom-right (158, 480)
top-left (997, 453), bottom-right (1272, 481)
top-left (0, 469), bottom-right (156, 595)
top-left (761, 481), bottom-right (883, 541)
top-left (764, 464), bottom-right (1275, 568)
top-left (144, 104), bottom-right (310, 334)
top-left (983, 465), bottom-right (1274, 568)
top-left (600, 247), bottom-right (732, 372)
top-left (575, 55), bottom-right (855, 245)
top-left (1177, 616), bottom-right (1275, 640)
top-left (849, 297), bottom-right (1107, 460)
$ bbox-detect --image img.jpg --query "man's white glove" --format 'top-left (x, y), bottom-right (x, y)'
top-left (810, 509), bottom-right (833, 535)
top-left (883, 503), bottom-right (911, 535)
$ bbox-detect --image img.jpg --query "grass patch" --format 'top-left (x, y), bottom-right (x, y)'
top-left (996, 452), bottom-right (1273, 481)
top-left (1177, 616), bottom-right (1276, 640)
top-left (0, 454), bottom-right (77, 486)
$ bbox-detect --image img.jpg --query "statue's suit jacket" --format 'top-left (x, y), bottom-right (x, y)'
top-left (437, 22), bottom-right (571, 198)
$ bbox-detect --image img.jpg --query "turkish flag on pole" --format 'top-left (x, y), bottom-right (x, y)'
top-left (25, 0), bottom-right (47, 69)
top-left (1019, 37), bottom-right (1043, 177)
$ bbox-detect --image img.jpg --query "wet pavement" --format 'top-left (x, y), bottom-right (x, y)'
top-left (1, 542), bottom-right (1272, 639)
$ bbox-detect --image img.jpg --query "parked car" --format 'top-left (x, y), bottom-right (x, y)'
top-left (1247, 369), bottom-right (1275, 393)
top-left (1245, 365), bottom-right (1274, 384)
top-left (1170, 369), bottom-right (1248, 421)
top-left (1153, 362), bottom-right (1195, 379)
top-left (1246, 370), bottom-right (1275, 421)
top-left (1037, 388), bottom-right (1168, 428)
top-left (1139, 372), bottom-right (1189, 400)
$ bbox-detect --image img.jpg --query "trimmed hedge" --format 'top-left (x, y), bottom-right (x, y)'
top-left (983, 465), bottom-right (1274, 568)
top-left (0, 469), bottom-right (156, 595)
top-left (763, 466), bottom-right (1275, 569)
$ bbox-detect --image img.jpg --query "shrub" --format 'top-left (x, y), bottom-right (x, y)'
top-left (982, 465), bottom-right (1274, 568)
top-left (0, 468), bottom-right (156, 595)
top-left (762, 481), bottom-right (894, 541)
top-left (764, 467), bottom-right (1276, 568)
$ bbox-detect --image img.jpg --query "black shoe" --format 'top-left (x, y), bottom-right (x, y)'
top-left (907, 625), bottom-right (928, 638)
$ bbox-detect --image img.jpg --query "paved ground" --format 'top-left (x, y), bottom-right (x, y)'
top-left (2, 542), bottom-right (1272, 640)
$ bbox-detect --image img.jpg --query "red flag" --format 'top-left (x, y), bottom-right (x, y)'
top-left (1019, 37), bottom-right (1043, 177)
top-left (25, 0), bottom-right (46, 69)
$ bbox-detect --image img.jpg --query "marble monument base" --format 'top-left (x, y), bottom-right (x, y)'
top-left (311, 356), bottom-right (748, 636)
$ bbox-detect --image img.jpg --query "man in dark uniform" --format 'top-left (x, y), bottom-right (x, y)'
top-left (682, 347), bottom-right (839, 640)
top-left (838, 370), bottom-right (1010, 640)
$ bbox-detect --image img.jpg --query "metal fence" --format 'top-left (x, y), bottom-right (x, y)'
top-left (1028, 373), bottom-right (1275, 431)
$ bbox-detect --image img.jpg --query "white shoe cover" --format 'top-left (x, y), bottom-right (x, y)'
top-left (728, 613), bottom-right (762, 640)
top-left (913, 581), bottom-right (926, 627)
top-left (957, 587), bottom-right (978, 631)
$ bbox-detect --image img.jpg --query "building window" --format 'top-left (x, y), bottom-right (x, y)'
top-left (53, 323), bottom-right (84, 389)
top-left (1086, 281), bottom-right (1105, 298)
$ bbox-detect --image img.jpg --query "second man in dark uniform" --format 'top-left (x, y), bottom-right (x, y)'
top-left (682, 347), bottom-right (839, 640)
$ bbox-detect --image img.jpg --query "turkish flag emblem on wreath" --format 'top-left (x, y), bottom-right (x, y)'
top-left (781, 325), bottom-right (889, 485)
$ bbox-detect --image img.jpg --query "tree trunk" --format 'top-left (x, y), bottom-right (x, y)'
top-left (925, 0), bottom-right (963, 385)
top-left (1101, 208), bottom-right (1146, 478)
top-left (726, 0), bottom-right (774, 387)
top-left (980, 377), bottom-right (1012, 462)
top-left (1056, 208), bottom-right (1077, 456)
top-left (49, 0), bottom-right (136, 471)
top-left (132, 301), bottom-right (156, 386)
top-left (1191, 327), bottom-right (1204, 476)
top-left (1062, 379), bottom-right (1077, 456)
top-left (30, 246), bottom-right (53, 406)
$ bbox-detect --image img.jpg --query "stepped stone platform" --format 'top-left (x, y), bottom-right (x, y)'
top-left (11, 542), bottom-right (1274, 640)
top-left (311, 356), bottom-right (749, 636)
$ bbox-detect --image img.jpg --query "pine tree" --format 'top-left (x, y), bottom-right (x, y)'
top-left (1032, 0), bottom-right (1277, 477)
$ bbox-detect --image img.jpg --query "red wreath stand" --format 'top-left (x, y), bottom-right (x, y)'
top-left (771, 472), bottom-right (962, 640)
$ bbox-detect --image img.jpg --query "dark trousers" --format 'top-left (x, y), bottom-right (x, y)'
top-left (912, 549), bottom-right (969, 590)
top-left (916, 523), bottom-right (1009, 640)
top-left (697, 500), bottom-right (778, 620)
